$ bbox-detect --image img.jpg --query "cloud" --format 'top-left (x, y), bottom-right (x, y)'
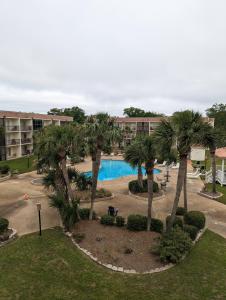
top-left (0, 0), bottom-right (226, 116)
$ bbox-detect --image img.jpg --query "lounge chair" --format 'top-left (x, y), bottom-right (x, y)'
top-left (187, 168), bottom-right (200, 176)
top-left (172, 162), bottom-right (180, 169)
top-left (154, 159), bottom-right (158, 164)
top-left (158, 161), bottom-right (166, 167)
top-left (187, 169), bottom-right (202, 179)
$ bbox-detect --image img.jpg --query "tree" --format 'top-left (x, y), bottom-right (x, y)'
top-left (124, 135), bottom-right (145, 188)
top-left (34, 124), bottom-right (84, 223)
top-left (48, 106), bottom-right (86, 124)
top-left (206, 103), bottom-right (226, 147)
top-left (154, 111), bottom-right (207, 232)
top-left (142, 136), bottom-right (157, 230)
top-left (86, 113), bottom-right (122, 219)
top-left (123, 107), bottom-right (163, 118)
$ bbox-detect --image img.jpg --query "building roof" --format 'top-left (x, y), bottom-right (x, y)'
top-left (0, 110), bottom-right (73, 122)
top-left (215, 147), bottom-right (226, 159)
top-left (115, 117), bottom-right (164, 123)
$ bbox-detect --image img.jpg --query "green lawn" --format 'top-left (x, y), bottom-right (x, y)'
top-left (0, 229), bottom-right (225, 300)
top-left (0, 155), bottom-right (36, 174)
top-left (206, 183), bottom-right (226, 205)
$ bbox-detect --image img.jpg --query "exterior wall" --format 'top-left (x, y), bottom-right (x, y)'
top-left (0, 112), bottom-right (73, 161)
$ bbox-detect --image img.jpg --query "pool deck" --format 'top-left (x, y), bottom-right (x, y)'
top-left (0, 156), bottom-right (226, 238)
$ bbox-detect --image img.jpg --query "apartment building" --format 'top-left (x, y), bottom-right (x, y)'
top-left (115, 116), bottom-right (214, 146)
top-left (0, 111), bottom-right (73, 161)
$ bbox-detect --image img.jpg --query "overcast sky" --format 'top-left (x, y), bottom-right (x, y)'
top-left (0, 0), bottom-right (226, 116)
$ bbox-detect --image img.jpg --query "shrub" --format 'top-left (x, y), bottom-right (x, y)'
top-left (0, 218), bottom-right (9, 234)
top-left (73, 233), bottom-right (85, 243)
top-left (0, 165), bottom-right (10, 175)
top-left (176, 207), bottom-right (186, 216)
top-left (124, 247), bottom-right (133, 254)
top-left (96, 188), bottom-right (112, 198)
top-left (183, 224), bottom-right (199, 241)
top-left (100, 215), bottom-right (115, 226)
top-left (151, 218), bottom-right (163, 233)
top-left (79, 208), bottom-right (96, 220)
top-left (184, 211), bottom-right (205, 230)
top-left (152, 226), bottom-right (192, 263)
top-left (116, 216), bottom-right (125, 227)
top-left (166, 215), bottom-right (183, 228)
top-left (127, 214), bottom-right (147, 231)
top-left (128, 179), bottom-right (159, 194)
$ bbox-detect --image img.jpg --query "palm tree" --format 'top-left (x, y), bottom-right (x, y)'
top-left (86, 113), bottom-right (122, 219)
top-left (154, 111), bottom-right (207, 232)
top-left (142, 136), bottom-right (157, 231)
top-left (34, 123), bottom-right (84, 220)
top-left (124, 135), bottom-right (145, 188)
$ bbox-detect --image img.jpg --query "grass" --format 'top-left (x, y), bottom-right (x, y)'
top-left (206, 183), bottom-right (226, 205)
top-left (0, 155), bottom-right (36, 174)
top-left (0, 229), bottom-right (226, 300)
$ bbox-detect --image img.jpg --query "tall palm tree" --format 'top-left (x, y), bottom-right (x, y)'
top-left (124, 135), bottom-right (145, 188)
top-left (143, 136), bottom-right (157, 231)
top-left (199, 124), bottom-right (217, 194)
top-left (154, 111), bottom-right (207, 232)
top-left (34, 124), bottom-right (84, 219)
top-left (86, 113), bottom-right (122, 219)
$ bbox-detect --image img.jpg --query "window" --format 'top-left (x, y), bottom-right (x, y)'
top-left (33, 119), bottom-right (43, 131)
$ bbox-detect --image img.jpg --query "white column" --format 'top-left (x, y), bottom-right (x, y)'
top-left (221, 159), bottom-right (224, 186)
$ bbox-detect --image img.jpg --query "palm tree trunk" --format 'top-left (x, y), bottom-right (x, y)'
top-left (60, 158), bottom-right (80, 220)
top-left (138, 163), bottom-right (143, 188)
top-left (183, 158), bottom-right (188, 212)
top-left (167, 155), bottom-right (187, 233)
top-left (210, 148), bottom-right (216, 194)
top-left (89, 149), bottom-right (101, 220)
top-left (147, 163), bottom-right (154, 231)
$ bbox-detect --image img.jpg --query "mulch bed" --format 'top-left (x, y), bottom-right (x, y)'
top-left (132, 191), bottom-right (163, 199)
top-left (73, 220), bottom-right (165, 272)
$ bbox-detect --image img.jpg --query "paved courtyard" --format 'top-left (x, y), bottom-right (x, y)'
top-left (0, 157), bottom-right (226, 238)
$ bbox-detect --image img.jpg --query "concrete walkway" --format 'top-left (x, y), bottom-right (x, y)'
top-left (0, 158), bottom-right (226, 238)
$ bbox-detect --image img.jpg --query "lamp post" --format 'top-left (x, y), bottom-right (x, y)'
top-left (36, 202), bottom-right (42, 236)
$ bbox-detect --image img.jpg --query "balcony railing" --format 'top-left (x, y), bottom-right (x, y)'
top-left (20, 126), bottom-right (32, 131)
top-left (6, 125), bottom-right (20, 132)
top-left (6, 139), bottom-right (20, 146)
top-left (21, 138), bottom-right (32, 144)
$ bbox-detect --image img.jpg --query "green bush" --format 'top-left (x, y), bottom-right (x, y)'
top-left (0, 218), bottom-right (9, 234)
top-left (0, 165), bottom-right (10, 175)
top-left (183, 224), bottom-right (199, 241)
top-left (127, 214), bottom-right (147, 231)
top-left (166, 215), bottom-right (183, 228)
top-left (116, 216), bottom-right (125, 227)
top-left (79, 208), bottom-right (96, 220)
top-left (152, 226), bottom-right (192, 263)
top-left (151, 218), bottom-right (163, 233)
top-left (96, 188), bottom-right (112, 198)
top-left (128, 179), bottom-right (159, 194)
top-left (176, 207), bottom-right (186, 216)
top-left (184, 211), bottom-right (205, 230)
top-left (100, 215), bottom-right (115, 226)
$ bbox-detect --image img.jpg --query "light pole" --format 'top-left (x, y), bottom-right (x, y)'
top-left (36, 202), bottom-right (42, 236)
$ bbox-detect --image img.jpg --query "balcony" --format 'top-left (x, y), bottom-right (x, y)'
top-left (22, 150), bottom-right (32, 156)
top-left (6, 139), bottom-right (20, 146)
top-left (21, 126), bottom-right (32, 132)
top-left (6, 125), bottom-right (20, 132)
top-left (21, 138), bottom-right (32, 144)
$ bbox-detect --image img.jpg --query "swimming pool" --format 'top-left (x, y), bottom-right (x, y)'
top-left (85, 159), bottom-right (160, 181)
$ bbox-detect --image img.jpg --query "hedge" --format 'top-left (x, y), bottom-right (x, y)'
top-left (184, 211), bottom-right (205, 230)
top-left (128, 179), bottom-right (159, 194)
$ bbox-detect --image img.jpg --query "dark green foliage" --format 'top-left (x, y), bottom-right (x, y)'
top-left (127, 214), bottom-right (147, 231)
top-left (79, 208), bottom-right (96, 220)
top-left (129, 179), bottom-right (159, 194)
top-left (123, 107), bottom-right (163, 118)
top-left (152, 226), bottom-right (192, 263)
top-left (116, 216), bottom-right (125, 227)
top-left (96, 188), bottom-right (112, 198)
top-left (176, 207), bottom-right (187, 216)
top-left (100, 215), bottom-right (115, 226)
top-left (68, 168), bottom-right (92, 191)
top-left (124, 247), bottom-right (133, 254)
top-left (73, 233), bottom-right (85, 243)
top-left (183, 225), bottom-right (199, 241)
top-left (166, 215), bottom-right (183, 228)
top-left (151, 218), bottom-right (163, 233)
top-left (0, 165), bottom-right (10, 175)
top-left (184, 211), bottom-right (206, 230)
top-left (0, 218), bottom-right (9, 234)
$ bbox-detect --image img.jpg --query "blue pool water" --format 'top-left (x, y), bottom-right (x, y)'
top-left (85, 159), bottom-right (160, 181)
